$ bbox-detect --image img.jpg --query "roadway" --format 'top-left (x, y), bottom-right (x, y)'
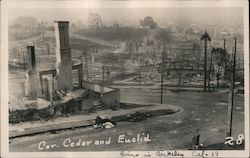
top-left (9, 87), bottom-right (244, 151)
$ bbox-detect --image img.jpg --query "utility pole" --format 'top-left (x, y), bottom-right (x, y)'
top-left (178, 65), bottom-right (182, 89)
top-left (169, 41), bottom-right (172, 57)
top-left (160, 45), bottom-right (166, 104)
top-left (160, 65), bottom-right (164, 104)
top-left (153, 47), bottom-right (156, 60)
top-left (139, 67), bottom-right (142, 85)
top-left (42, 23), bottom-right (45, 43)
top-left (223, 39), bottom-right (226, 50)
top-left (81, 54), bottom-right (84, 82)
top-left (102, 65), bottom-right (105, 83)
top-left (226, 37), bottom-right (237, 137)
top-left (47, 43), bottom-right (50, 57)
top-left (201, 30), bottom-right (211, 91)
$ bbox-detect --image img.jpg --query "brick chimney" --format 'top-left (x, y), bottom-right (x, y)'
top-left (26, 46), bottom-right (37, 99)
top-left (54, 21), bottom-right (73, 91)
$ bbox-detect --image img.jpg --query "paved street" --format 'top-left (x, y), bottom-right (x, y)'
top-left (9, 87), bottom-right (244, 152)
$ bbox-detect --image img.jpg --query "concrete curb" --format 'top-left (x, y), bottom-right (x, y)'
top-left (9, 103), bottom-right (181, 138)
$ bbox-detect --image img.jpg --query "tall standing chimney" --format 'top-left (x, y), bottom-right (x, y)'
top-left (54, 21), bottom-right (73, 91)
top-left (26, 46), bottom-right (37, 99)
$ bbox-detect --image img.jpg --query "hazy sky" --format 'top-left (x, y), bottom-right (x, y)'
top-left (8, 7), bottom-right (243, 27)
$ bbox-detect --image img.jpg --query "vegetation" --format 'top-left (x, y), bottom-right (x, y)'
top-left (70, 36), bottom-right (111, 49)
top-left (9, 29), bottom-right (42, 41)
top-left (139, 16), bottom-right (158, 29)
top-left (11, 16), bottom-right (38, 26)
top-left (78, 27), bottom-right (147, 42)
top-left (212, 47), bottom-right (231, 81)
top-left (9, 16), bottom-right (40, 41)
top-left (155, 28), bottom-right (173, 43)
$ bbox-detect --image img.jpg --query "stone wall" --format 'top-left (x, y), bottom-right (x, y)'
top-left (82, 81), bottom-right (120, 107)
top-left (102, 90), bottom-right (120, 108)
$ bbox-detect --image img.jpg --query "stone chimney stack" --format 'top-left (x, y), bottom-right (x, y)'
top-left (26, 46), bottom-right (37, 99)
top-left (54, 21), bottom-right (73, 91)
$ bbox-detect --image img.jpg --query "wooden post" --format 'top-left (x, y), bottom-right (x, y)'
top-left (160, 71), bottom-right (163, 104)
top-left (169, 41), bottom-right (172, 57)
top-left (81, 54), bottom-right (84, 81)
top-left (223, 39), bottom-right (226, 50)
top-left (201, 31), bottom-right (211, 91)
top-left (204, 37), bottom-right (207, 91)
top-left (226, 37), bottom-right (237, 137)
top-left (42, 23), bottom-right (45, 42)
top-left (102, 65), bottom-right (105, 83)
top-left (139, 67), bottom-right (142, 85)
top-left (153, 47), bottom-right (156, 59)
top-left (160, 45), bottom-right (165, 104)
top-left (47, 43), bottom-right (50, 57)
top-left (178, 67), bottom-right (182, 88)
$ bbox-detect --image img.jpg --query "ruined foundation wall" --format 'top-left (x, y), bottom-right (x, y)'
top-left (102, 90), bottom-right (120, 107)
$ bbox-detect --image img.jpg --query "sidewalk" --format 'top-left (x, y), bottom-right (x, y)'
top-left (111, 83), bottom-right (234, 92)
top-left (9, 102), bottom-right (181, 138)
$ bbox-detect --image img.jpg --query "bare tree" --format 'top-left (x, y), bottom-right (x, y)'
top-left (88, 13), bottom-right (104, 29)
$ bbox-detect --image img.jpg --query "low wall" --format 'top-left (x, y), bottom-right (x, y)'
top-left (82, 81), bottom-right (114, 94)
top-left (81, 98), bottom-right (94, 111)
top-left (102, 90), bottom-right (120, 107)
top-left (82, 81), bottom-right (120, 107)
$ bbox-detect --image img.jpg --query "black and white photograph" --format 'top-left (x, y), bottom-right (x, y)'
top-left (1, 0), bottom-right (249, 157)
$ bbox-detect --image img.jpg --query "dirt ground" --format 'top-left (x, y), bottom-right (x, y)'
top-left (9, 88), bottom-right (244, 152)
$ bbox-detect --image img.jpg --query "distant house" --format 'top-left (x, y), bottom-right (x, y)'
top-left (139, 25), bottom-right (151, 29)
top-left (11, 16), bottom-right (39, 30)
top-left (220, 31), bottom-right (230, 36)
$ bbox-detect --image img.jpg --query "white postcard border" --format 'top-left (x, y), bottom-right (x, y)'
top-left (1, 0), bottom-right (249, 158)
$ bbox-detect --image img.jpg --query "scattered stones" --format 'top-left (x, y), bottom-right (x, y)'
top-left (217, 102), bottom-right (227, 106)
top-left (170, 131), bottom-right (178, 134)
top-left (173, 120), bottom-right (182, 124)
top-left (93, 115), bottom-right (116, 129)
top-left (210, 128), bottom-right (219, 132)
top-left (194, 118), bottom-right (201, 121)
top-left (55, 110), bottom-right (62, 117)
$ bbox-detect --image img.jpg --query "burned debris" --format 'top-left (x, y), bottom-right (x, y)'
top-left (9, 21), bottom-right (120, 123)
top-left (7, 5), bottom-right (245, 152)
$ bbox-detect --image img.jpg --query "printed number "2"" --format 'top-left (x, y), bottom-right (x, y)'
top-left (225, 134), bottom-right (244, 145)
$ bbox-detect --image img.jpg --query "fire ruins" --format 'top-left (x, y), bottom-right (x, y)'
top-left (9, 21), bottom-right (120, 123)
top-left (7, 6), bottom-right (245, 152)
